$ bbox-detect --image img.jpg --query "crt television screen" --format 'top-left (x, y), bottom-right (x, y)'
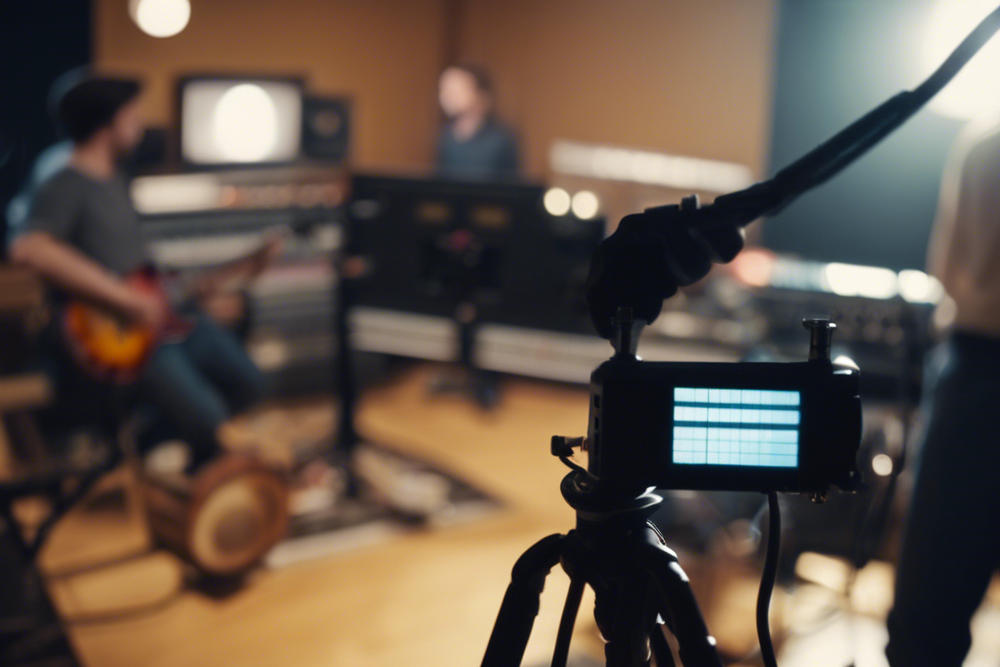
top-left (180, 77), bottom-right (303, 165)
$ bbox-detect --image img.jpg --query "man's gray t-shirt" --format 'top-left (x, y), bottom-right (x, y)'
top-left (19, 166), bottom-right (148, 275)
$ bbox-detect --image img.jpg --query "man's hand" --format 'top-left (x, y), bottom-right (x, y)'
top-left (124, 287), bottom-right (169, 331)
top-left (259, 232), bottom-right (285, 267)
top-left (10, 232), bottom-right (174, 330)
top-left (246, 231), bottom-right (285, 275)
top-left (193, 231), bottom-right (285, 300)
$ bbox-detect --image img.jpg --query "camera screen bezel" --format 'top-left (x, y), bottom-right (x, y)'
top-left (589, 360), bottom-right (831, 493)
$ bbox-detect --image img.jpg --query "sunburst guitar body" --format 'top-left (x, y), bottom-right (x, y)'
top-left (62, 266), bottom-right (194, 383)
top-left (60, 228), bottom-right (292, 382)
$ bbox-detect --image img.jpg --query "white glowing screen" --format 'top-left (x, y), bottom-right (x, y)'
top-left (181, 79), bottom-right (302, 165)
top-left (212, 84), bottom-right (278, 162)
top-left (672, 388), bottom-right (800, 468)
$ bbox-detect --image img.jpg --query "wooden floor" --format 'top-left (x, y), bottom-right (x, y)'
top-left (38, 365), bottom-right (607, 666)
top-left (25, 364), bottom-right (1000, 666)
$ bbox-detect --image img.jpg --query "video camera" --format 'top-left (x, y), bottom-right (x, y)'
top-left (566, 6), bottom-right (1000, 507)
top-left (485, 12), bottom-right (1000, 665)
top-left (579, 318), bottom-right (861, 499)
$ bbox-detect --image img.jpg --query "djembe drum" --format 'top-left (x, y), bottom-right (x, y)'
top-left (140, 454), bottom-right (289, 577)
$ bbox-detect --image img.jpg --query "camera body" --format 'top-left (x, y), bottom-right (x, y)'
top-left (586, 351), bottom-right (861, 497)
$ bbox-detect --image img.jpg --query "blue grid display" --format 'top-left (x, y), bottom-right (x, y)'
top-left (672, 387), bottom-right (800, 468)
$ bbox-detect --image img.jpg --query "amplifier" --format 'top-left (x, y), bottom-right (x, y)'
top-left (301, 96), bottom-right (350, 163)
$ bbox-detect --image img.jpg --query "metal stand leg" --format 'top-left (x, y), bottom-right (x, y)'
top-left (638, 526), bottom-right (721, 667)
top-left (482, 534), bottom-right (565, 667)
top-left (648, 624), bottom-right (676, 667)
top-left (551, 577), bottom-right (585, 667)
top-left (482, 472), bottom-right (724, 667)
top-left (595, 575), bottom-right (654, 667)
top-left (331, 254), bottom-right (362, 498)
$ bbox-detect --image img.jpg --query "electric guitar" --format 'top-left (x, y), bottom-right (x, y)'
top-left (62, 233), bottom-right (283, 383)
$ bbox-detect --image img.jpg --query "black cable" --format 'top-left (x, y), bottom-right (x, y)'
top-left (27, 450), bottom-right (123, 560)
top-left (551, 577), bottom-right (584, 667)
top-left (756, 491), bottom-right (781, 667)
top-left (743, 10), bottom-right (1000, 666)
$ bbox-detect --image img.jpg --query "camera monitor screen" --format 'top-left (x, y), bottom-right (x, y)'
top-left (671, 387), bottom-right (800, 469)
top-left (587, 358), bottom-right (860, 493)
top-left (179, 76), bottom-right (303, 165)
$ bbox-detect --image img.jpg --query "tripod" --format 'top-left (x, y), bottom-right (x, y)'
top-left (482, 467), bottom-right (721, 667)
top-left (482, 8), bottom-right (1000, 664)
top-left (482, 314), bottom-right (722, 667)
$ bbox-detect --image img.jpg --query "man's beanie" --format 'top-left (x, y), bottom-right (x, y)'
top-left (48, 68), bottom-right (142, 143)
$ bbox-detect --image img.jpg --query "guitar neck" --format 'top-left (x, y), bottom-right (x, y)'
top-left (171, 225), bottom-right (291, 302)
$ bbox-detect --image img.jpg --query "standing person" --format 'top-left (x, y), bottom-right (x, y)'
top-left (435, 63), bottom-right (520, 179)
top-left (886, 120), bottom-right (1000, 666)
top-left (9, 69), bottom-right (274, 471)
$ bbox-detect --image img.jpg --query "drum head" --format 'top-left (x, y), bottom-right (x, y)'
top-left (187, 457), bottom-right (289, 576)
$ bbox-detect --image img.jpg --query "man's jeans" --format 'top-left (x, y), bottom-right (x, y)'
top-left (886, 332), bottom-right (1000, 666)
top-left (138, 315), bottom-right (265, 467)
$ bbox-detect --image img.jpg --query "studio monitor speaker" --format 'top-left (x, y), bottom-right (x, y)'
top-left (302, 96), bottom-right (350, 163)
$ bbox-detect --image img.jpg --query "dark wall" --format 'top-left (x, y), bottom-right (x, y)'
top-left (764, 0), bottom-right (965, 271)
top-left (0, 1), bottom-right (91, 254)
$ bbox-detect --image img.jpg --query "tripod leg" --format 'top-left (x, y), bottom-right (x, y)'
top-left (482, 533), bottom-right (565, 667)
top-left (637, 526), bottom-right (722, 667)
top-left (599, 587), bottom-right (653, 667)
top-left (551, 577), bottom-right (585, 667)
top-left (648, 623), bottom-right (676, 667)
top-left (589, 563), bottom-right (656, 667)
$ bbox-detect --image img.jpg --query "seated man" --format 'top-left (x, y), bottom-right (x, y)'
top-left (9, 69), bottom-right (271, 471)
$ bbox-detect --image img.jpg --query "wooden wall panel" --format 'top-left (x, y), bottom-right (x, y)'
top-left (93, 0), bottom-right (449, 170)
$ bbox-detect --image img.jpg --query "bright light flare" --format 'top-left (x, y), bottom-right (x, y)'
top-left (543, 187), bottom-right (571, 216)
top-left (923, 0), bottom-right (1000, 119)
top-left (730, 247), bottom-right (777, 288)
top-left (871, 453), bottom-right (894, 477)
top-left (822, 263), bottom-right (898, 299)
top-left (570, 190), bottom-right (600, 219)
top-left (129, 0), bottom-right (191, 38)
top-left (898, 269), bottom-right (943, 303)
